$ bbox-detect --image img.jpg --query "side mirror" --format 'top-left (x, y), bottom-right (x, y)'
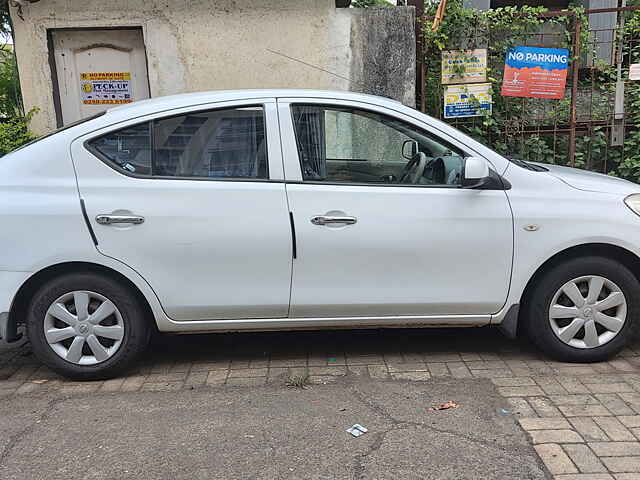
top-left (462, 156), bottom-right (491, 189)
top-left (402, 140), bottom-right (419, 160)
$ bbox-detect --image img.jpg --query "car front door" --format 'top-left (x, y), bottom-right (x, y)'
top-left (278, 99), bottom-right (513, 321)
top-left (72, 100), bottom-right (293, 321)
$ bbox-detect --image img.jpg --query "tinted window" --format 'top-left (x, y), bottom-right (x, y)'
top-left (154, 107), bottom-right (267, 178)
top-left (88, 106), bottom-right (268, 179)
top-left (291, 105), bottom-right (465, 186)
top-left (90, 122), bottom-right (152, 175)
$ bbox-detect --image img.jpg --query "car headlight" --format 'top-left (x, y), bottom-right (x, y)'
top-left (625, 194), bottom-right (640, 217)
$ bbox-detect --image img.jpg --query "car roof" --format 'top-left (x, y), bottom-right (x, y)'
top-left (105, 89), bottom-right (403, 119)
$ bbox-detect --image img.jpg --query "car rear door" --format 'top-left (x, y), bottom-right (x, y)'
top-left (71, 99), bottom-right (293, 321)
top-left (278, 98), bottom-right (513, 320)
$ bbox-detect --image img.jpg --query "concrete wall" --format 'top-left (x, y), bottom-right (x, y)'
top-left (10, 1), bottom-right (415, 135)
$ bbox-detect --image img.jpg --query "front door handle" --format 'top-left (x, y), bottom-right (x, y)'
top-left (311, 215), bottom-right (357, 226)
top-left (95, 214), bottom-right (145, 226)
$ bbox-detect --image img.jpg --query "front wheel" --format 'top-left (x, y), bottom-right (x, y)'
top-left (27, 273), bottom-right (150, 380)
top-left (523, 256), bottom-right (640, 362)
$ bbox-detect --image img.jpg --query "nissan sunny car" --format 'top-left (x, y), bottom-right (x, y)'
top-left (1, 89), bottom-right (639, 379)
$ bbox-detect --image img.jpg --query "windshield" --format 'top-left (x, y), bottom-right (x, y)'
top-left (7, 111), bottom-right (107, 155)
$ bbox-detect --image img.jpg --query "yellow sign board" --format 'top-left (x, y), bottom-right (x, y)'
top-left (442, 49), bottom-right (487, 85)
top-left (80, 72), bottom-right (133, 105)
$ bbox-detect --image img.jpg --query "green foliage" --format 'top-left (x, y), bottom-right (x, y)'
top-left (419, 0), bottom-right (640, 183)
top-left (0, 110), bottom-right (36, 156)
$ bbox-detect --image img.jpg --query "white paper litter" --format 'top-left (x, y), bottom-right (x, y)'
top-left (346, 424), bottom-right (368, 437)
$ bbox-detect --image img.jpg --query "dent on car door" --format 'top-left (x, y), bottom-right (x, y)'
top-left (71, 101), bottom-right (293, 321)
top-left (279, 100), bottom-right (514, 319)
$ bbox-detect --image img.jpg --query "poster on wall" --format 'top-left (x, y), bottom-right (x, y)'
top-left (80, 72), bottom-right (133, 105)
top-left (441, 49), bottom-right (487, 84)
top-left (444, 83), bottom-right (492, 119)
top-left (630, 64), bottom-right (640, 81)
top-left (501, 46), bottom-right (569, 99)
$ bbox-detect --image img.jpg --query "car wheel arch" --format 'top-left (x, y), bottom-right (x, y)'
top-left (515, 242), bottom-right (640, 336)
top-left (8, 261), bottom-right (158, 340)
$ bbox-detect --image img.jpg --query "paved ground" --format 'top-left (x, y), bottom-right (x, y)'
top-left (3, 327), bottom-right (640, 479)
top-left (0, 376), bottom-right (545, 480)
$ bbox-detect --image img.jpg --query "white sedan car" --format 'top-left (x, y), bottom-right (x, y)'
top-left (1, 89), bottom-right (638, 379)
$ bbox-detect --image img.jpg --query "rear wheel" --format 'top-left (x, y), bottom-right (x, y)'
top-left (524, 256), bottom-right (640, 362)
top-left (27, 273), bottom-right (150, 380)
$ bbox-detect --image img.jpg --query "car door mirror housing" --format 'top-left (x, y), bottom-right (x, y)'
top-left (462, 156), bottom-right (492, 189)
top-left (402, 140), bottom-right (419, 160)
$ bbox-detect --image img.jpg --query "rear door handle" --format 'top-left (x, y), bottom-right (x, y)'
top-left (95, 214), bottom-right (145, 226)
top-left (311, 215), bottom-right (357, 226)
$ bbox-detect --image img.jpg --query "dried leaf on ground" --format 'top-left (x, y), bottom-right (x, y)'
top-left (429, 400), bottom-right (459, 411)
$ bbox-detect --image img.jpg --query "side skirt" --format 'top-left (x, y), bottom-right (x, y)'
top-left (156, 314), bottom-right (491, 334)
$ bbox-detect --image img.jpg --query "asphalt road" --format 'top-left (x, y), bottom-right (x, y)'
top-left (0, 376), bottom-right (548, 480)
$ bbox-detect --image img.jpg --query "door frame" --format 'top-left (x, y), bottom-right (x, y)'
top-left (48, 26), bottom-right (151, 128)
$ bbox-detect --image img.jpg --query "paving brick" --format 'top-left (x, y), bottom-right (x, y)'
top-left (367, 365), bottom-right (389, 379)
top-left (569, 418), bottom-right (610, 442)
top-left (529, 397), bottom-right (564, 417)
top-left (602, 457), bottom-right (640, 473)
top-left (470, 369), bottom-right (514, 379)
top-left (120, 375), bottom-right (146, 392)
top-left (491, 377), bottom-right (536, 387)
top-left (619, 417), bottom-right (640, 428)
top-left (99, 378), bottom-right (125, 392)
top-left (446, 362), bottom-right (473, 378)
top-left (308, 366), bottom-right (347, 376)
top-left (595, 394), bottom-right (636, 416)
top-left (534, 443), bottom-right (578, 475)
top-left (146, 372), bottom-right (188, 383)
top-left (559, 405), bottom-right (613, 417)
top-left (519, 417), bottom-right (572, 431)
top-left (562, 444), bottom-right (607, 473)
top-left (506, 397), bottom-right (538, 417)
top-left (497, 386), bottom-right (545, 397)
top-left (191, 360), bottom-right (230, 371)
top-left (185, 371), bottom-right (208, 386)
top-left (424, 353), bottom-right (462, 362)
top-left (555, 475), bottom-right (613, 480)
top-left (140, 382), bottom-right (183, 392)
top-left (550, 395), bottom-right (601, 406)
top-left (391, 371), bottom-right (431, 381)
top-left (582, 375), bottom-right (627, 385)
top-left (609, 360), bottom-right (638, 373)
top-left (594, 417), bottom-right (636, 441)
top-left (226, 377), bottom-right (266, 387)
top-left (206, 370), bottom-right (228, 385)
top-left (558, 377), bottom-right (591, 394)
top-left (530, 429), bottom-right (583, 444)
top-left (557, 367), bottom-right (598, 377)
top-left (588, 383), bottom-right (635, 394)
top-left (228, 368), bottom-right (268, 378)
top-left (387, 362), bottom-right (428, 373)
top-left (535, 377), bottom-right (569, 395)
top-left (615, 474), bottom-right (640, 480)
top-left (589, 442), bottom-right (640, 457)
top-left (465, 360), bottom-right (506, 370)
top-left (426, 362), bottom-right (450, 377)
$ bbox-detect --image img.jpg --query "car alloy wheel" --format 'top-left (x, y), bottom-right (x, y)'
top-left (43, 290), bottom-right (125, 365)
top-left (549, 275), bottom-right (627, 349)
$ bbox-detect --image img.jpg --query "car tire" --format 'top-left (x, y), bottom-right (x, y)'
top-left (26, 272), bottom-right (150, 380)
top-left (524, 256), bottom-right (640, 363)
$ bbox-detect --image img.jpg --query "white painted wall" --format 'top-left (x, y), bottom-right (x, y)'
top-left (11, 0), bottom-right (365, 135)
